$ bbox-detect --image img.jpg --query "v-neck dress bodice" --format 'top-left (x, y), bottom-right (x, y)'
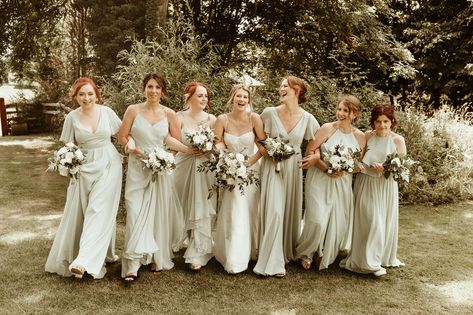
top-left (45, 105), bottom-right (123, 279)
top-left (254, 106), bottom-right (320, 276)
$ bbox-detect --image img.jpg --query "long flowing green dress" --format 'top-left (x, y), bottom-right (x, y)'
top-left (45, 105), bottom-right (122, 279)
top-left (253, 107), bottom-right (319, 276)
top-left (340, 134), bottom-right (404, 275)
top-left (121, 113), bottom-right (184, 277)
top-left (173, 116), bottom-right (216, 266)
top-left (295, 129), bottom-right (359, 269)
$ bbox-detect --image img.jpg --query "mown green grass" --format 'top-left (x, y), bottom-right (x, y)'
top-left (1, 135), bottom-right (472, 314)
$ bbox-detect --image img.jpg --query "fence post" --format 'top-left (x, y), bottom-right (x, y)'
top-left (0, 98), bottom-right (7, 136)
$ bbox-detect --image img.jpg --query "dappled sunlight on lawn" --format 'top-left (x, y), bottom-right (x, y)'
top-left (0, 207), bottom-right (62, 245)
top-left (13, 291), bottom-right (46, 305)
top-left (416, 222), bottom-right (448, 235)
top-left (271, 309), bottom-right (296, 315)
top-left (0, 136), bottom-right (55, 150)
top-left (427, 280), bottom-right (473, 305)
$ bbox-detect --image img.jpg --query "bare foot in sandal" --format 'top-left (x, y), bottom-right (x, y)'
top-left (301, 258), bottom-right (312, 270)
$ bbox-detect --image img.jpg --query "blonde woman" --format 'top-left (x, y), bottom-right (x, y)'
top-left (296, 95), bottom-right (365, 271)
top-left (213, 84), bottom-right (266, 273)
top-left (173, 82), bottom-right (217, 271)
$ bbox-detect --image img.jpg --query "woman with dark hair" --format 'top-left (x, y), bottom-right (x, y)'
top-left (213, 84), bottom-right (266, 273)
top-left (296, 95), bottom-right (365, 271)
top-left (45, 77), bottom-right (123, 279)
top-left (253, 76), bottom-right (320, 277)
top-left (119, 73), bottom-right (192, 281)
top-left (340, 103), bottom-right (406, 276)
top-left (173, 82), bottom-right (217, 271)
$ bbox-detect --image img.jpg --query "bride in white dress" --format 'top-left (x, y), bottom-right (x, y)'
top-left (213, 85), bottom-right (266, 273)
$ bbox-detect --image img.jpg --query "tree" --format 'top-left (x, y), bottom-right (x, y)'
top-left (80, 0), bottom-right (147, 77)
top-left (400, 0), bottom-right (473, 109)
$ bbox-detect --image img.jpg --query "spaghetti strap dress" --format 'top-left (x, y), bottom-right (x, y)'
top-left (214, 115), bottom-right (260, 273)
top-left (173, 114), bottom-right (217, 266)
top-left (121, 113), bottom-right (184, 277)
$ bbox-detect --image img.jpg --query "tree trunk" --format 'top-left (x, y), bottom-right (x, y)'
top-left (146, 0), bottom-right (168, 39)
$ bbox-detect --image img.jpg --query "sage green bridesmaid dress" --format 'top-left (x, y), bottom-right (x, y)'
top-left (295, 128), bottom-right (359, 270)
top-left (121, 113), bottom-right (184, 277)
top-left (45, 105), bottom-right (122, 279)
top-left (253, 107), bottom-right (319, 276)
top-left (340, 133), bottom-right (404, 275)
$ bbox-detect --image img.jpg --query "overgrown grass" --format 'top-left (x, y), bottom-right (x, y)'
top-left (1, 136), bottom-right (473, 314)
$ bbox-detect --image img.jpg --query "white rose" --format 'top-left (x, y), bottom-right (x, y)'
top-left (391, 157), bottom-right (401, 167)
top-left (65, 142), bottom-right (75, 148)
top-left (284, 144), bottom-right (293, 152)
top-left (57, 147), bottom-right (68, 155)
top-left (226, 178), bottom-right (235, 186)
top-left (205, 142), bottom-right (213, 151)
top-left (329, 155), bottom-right (341, 164)
top-left (75, 149), bottom-right (84, 161)
top-left (58, 165), bottom-right (69, 177)
top-left (235, 153), bottom-right (245, 162)
top-left (192, 135), bottom-right (202, 144)
top-left (64, 152), bottom-right (74, 164)
top-left (236, 166), bottom-right (247, 177)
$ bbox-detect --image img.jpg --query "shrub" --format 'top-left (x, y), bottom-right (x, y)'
top-left (102, 17), bottom-right (234, 117)
top-left (396, 105), bottom-right (473, 204)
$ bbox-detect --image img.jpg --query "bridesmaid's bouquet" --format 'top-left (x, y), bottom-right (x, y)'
top-left (140, 146), bottom-right (176, 181)
top-left (47, 142), bottom-right (86, 179)
top-left (382, 152), bottom-right (416, 183)
top-left (197, 150), bottom-right (259, 199)
top-left (185, 123), bottom-right (216, 152)
top-left (259, 136), bottom-right (295, 172)
top-left (322, 144), bottom-right (362, 174)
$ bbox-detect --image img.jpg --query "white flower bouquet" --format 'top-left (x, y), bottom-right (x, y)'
top-left (259, 136), bottom-right (296, 172)
top-left (382, 152), bottom-right (416, 183)
top-left (197, 150), bottom-right (259, 199)
top-left (322, 144), bottom-right (362, 175)
top-left (185, 123), bottom-right (216, 152)
top-left (47, 142), bottom-right (86, 179)
top-left (140, 146), bottom-right (176, 181)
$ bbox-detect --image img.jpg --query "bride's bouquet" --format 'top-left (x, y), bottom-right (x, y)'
top-left (197, 150), bottom-right (259, 199)
top-left (47, 142), bottom-right (86, 179)
top-left (382, 152), bottom-right (416, 183)
top-left (259, 136), bottom-right (295, 172)
top-left (140, 146), bottom-right (176, 181)
top-left (322, 144), bottom-right (362, 175)
top-left (185, 123), bottom-right (216, 152)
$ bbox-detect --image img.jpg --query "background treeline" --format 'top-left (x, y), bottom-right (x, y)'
top-left (1, 0), bottom-right (472, 204)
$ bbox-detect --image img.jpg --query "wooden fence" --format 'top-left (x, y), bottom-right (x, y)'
top-left (1, 101), bottom-right (69, 136)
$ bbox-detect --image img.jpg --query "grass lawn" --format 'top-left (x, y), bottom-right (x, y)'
top-left (1, 135), bottom-right (472, 314)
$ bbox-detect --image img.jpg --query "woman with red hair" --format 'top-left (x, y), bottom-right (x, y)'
top-left (340, 103), bottom-right (406, 276)
top-left (173, 82), bottom-right (217, 271)
top-left (45, 77), bottom-right (123, 279)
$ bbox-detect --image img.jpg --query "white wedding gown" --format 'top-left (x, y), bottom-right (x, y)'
top-left (214, 131), bottom-right (260, 273)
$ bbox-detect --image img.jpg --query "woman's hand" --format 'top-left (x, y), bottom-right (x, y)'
top-left (300, 154), bottom-right (318, 169)
top-left (370, 162), bottom-right (384, 174)
top-left (124, 137), bottom-right (136, 154)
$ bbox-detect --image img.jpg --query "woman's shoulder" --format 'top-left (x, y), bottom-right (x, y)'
top-left (391, 132), bottom-right (405, 143)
